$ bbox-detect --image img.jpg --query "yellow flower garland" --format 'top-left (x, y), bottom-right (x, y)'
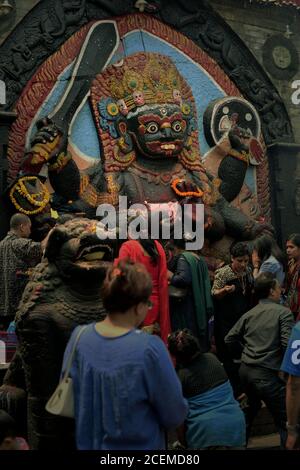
top-left (171, 178), bottom-right (204, 198)
top-left (9, 176), bottom-right (50, 215)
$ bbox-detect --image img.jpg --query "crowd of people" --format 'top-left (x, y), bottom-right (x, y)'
top-left (0, 213), bottom-right (300, 450)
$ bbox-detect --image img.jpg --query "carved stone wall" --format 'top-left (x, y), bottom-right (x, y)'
top-left (210, 0), bottom-right (300, 242)
top-left (0, 0), bottom-right (39, 45)
top-left (0, 0), bottom-right (293, 146)
top-left (0, 0), bottom-right (297, 241)
top-left (1, 1), bottom-right (297, 144)
top-left (210, 0), bottom-right (300, 144)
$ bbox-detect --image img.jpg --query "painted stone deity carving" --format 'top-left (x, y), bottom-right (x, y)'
top-left (14, 52), bottom-right (270, 244)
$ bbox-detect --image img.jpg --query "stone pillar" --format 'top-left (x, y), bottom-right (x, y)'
top-left (267, 142), bottom-right (300, 246)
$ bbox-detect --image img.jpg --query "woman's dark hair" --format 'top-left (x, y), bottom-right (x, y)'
top-left (101, 260), bottom-right (152, 313)
top-left (168, 329), bottom-right (200, 364)
top-left (287, 233), bottom-right (300, 248)
top-left (0, 410), bottom-right (16, 446)
top-left (127, 211), bottom-right (159, 264)
top-left (254, 272), bottom-right (278, 300)
top-left (230, 242), bottom-right (249, 258)
top-left (172, 239), bottom-right (186, 250)
top-left (254, 235), bottom-right (285, 266)
top-left (139, 239), bottom-right (159, 265)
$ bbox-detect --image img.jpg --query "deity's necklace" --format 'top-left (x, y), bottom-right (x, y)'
top-left (129, 162), bottom-right (186, 185)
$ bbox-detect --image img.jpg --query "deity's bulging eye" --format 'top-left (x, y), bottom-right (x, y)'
top-left (146, 122), bottom-right (159, 134)
top-left (172, 121), bottom-right (183, 133)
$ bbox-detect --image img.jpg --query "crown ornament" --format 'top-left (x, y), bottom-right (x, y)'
top-left (108, 54), bottom-right (185, 115)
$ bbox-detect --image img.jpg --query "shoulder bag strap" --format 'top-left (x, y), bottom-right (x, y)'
top-left (62, 325), bottom-right (89, 381)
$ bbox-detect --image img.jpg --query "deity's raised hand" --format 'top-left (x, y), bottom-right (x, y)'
top-left (22, 117), bottom-right (68, 173)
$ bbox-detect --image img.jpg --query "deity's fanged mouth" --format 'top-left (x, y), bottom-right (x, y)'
top-left (161, 144), bottom-right (176, 150)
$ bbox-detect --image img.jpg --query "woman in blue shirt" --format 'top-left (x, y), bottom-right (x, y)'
top-left (252, 235), bottom-right (285, 286)
top-left (168, 329), bottom-right (246, 449)
top-left (61, 260), bottom-right (188, 450)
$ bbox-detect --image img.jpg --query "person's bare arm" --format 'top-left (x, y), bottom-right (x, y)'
top-left (213, 284), bottom-right (236, 298)
top-left (251, 250), bottom-right (261, 279)
top-left (286, 375), bottom-right (300, 450)
top-left (40, 228), bottom-right (54, 252)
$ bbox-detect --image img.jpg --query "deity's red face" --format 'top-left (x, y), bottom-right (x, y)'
top-left (127, 104), bottom-right (190, 159)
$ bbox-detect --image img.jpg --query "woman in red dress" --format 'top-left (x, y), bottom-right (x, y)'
top-left (116, 239), bottom-right (170, 344)
top-left (286, 233), bottom-right (300, 321)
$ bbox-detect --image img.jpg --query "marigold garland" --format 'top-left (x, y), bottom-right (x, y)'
top-left (9, 176), bottom-right (50, 215)
top-left (171, 178), bottom-right (204, 198)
